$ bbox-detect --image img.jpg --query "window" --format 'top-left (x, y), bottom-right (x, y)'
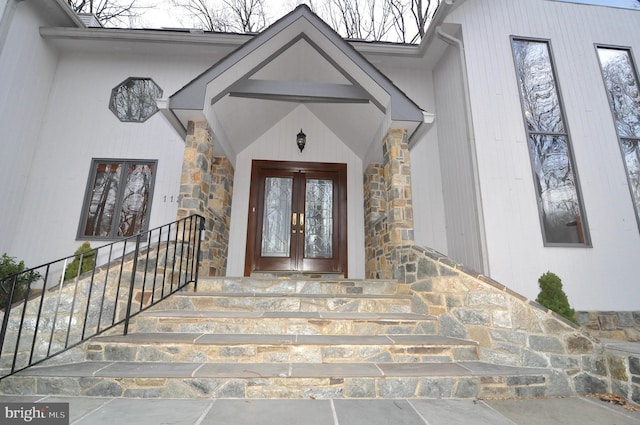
top-left (596, 46), bottom-right (640, 231)
top-left (511, 38), bottom-right (590, 245)
top-left (109, 78), bottom-right (163, 122)
top-left (79, 159), bottom-right (157, 240)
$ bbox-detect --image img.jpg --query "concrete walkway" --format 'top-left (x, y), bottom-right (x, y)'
top-left (1, 396), bottom-right (639, 425)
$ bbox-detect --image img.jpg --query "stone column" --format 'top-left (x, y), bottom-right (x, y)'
top-left (364, 163), bottom-right (388, 278)
top-left (382, 128), bottom-right (414, 248)
top-left (177, 121), bottom-right (233, 277)
top-left (208, 156), bottom-right (234, 276)
top-left (177, 121), bottom-right (213, 221)
top-left (363, 129), bottom-right (415, 280)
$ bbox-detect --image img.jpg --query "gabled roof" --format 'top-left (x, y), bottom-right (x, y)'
top-left (165, 5), bottom-right (429, 164)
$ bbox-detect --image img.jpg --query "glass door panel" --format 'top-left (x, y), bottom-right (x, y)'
top-left (304, 178), bottom-right (333, 259)
top-left (261, 177), bottom-right (293, 257)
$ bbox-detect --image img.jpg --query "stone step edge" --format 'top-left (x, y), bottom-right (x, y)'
top-left (172, 292), bottom-right (412, 299)
top-left (2, 362), bottom-right (553, 399)
top-left (90, 333), bottom-right (475, 347)
top-left (190, 279), bottom-right (402, 295)
top-left (198, 277), bottom-right (399, 284)
top-left (14, 360), bottom-right (551, 380)
top-left (138, 311), bottom-right (435, 320)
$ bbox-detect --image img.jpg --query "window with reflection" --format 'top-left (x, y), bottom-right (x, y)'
top-left (511, 38), bottom-right (589, 245)
top-left (109, 78), bottom-right (163, 122)
top-left (79, 159), bottom-right (156, 239)
top-left (597, 46), bottom-right (640, 231)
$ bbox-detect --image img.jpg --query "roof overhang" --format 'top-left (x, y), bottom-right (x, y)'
top-left (30, 0), bottom-right (86, 28)
top-left (164, 5), bottom-right (430, 165)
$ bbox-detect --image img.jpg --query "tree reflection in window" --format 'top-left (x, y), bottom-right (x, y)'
top-left (109, 78), bottom-right (163, 122)
top-left (512, 38), bottom-right (588, 244)
top-left (80, 160), bottom-right (156, 239)
top-left (261, 177), bottom-right (293, 257)
top-left (597, 47), bottom-right (640, 230)
top-left (305, 179), bottom-right (333, 258)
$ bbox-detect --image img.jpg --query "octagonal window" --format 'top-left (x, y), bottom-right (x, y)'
top-left (109, 77), bottom-right (163, 122)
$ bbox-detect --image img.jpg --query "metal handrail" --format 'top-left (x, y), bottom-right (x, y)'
top-left (0, 214), bottom-right (205, 380)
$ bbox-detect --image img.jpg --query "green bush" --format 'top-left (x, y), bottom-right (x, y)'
top-left (536, 271), bottom-right (578, 325)
top-left (0, 253), bottom-right (41, 309)
top-left (64, 242), bottom-right (96, 281)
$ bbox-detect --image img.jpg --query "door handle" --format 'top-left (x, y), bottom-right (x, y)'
top-left (291, 213), bottom-right (304, 233)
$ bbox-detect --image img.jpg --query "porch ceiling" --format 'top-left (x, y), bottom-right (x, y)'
top-left (165, 5), bottom-right (428, 165)
top-left (207, 95), bottom-right (384, 159)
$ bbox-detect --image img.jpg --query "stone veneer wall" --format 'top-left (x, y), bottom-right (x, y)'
top-left (576, 311), bottom-right (640, 404)
top-left (604, 345), bottom-right (640, 405)
top-left (364, 129), bottom-right (414, 279)
top-left (577, 311), bottom-right (640, 342)
top-left (394, 245), bottom-right (615, 399)
top-left (177, 121), bottom-right (233, 277)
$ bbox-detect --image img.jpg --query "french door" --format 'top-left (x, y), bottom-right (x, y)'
top-left (244, 160), bottom-right (347, 276)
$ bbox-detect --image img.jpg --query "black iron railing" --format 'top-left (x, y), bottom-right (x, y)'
top-left (0, 214), bottom-right (205, 380)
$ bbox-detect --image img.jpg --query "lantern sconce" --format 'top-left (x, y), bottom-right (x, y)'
top-left (296, 129), bottom-right (306, 152)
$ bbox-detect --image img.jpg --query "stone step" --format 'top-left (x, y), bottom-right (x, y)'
top-left (129, 311), bottom-right (437, 335)
top-left (85, 333), bottom-right (478, 364)
top-left (1, 361), bottom-right (552, 399)
top-left (152, 292), bottom-right (414, 314)
top-left (194, 278), bottom-right (402, 296)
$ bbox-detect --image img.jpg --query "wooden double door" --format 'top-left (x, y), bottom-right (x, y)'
top-left (244, 160), bottom-right (347, 276)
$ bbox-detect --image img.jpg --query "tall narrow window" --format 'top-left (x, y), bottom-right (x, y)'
top-left (511, 38), bottom-right (589, 245)
top-left (596, 46), bottom-right (640, 231)
top-left (79, 159), bottom-right (157, 240)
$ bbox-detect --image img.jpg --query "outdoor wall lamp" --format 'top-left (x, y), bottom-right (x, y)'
top-left (296, 129), bottom-right (306, 152)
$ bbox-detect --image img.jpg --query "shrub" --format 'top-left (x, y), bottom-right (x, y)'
top-left (536, 271), bottom-right (578, 325)
top-left (0, 253), bottom-right (41, 309)
top-left (64, 242), bottom-right (96, 281)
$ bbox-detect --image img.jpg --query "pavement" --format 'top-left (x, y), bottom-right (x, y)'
top-left (1, 395), bottom-right (639, 425)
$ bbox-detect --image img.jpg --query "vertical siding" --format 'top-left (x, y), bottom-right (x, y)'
top-left (410, 125), bottom-right (448, 255)
top-left (226, 105), bottom-right (366, 278)
top-left (0, 2), bottom-right (59, 258)
top-left (376, 63), bottom-right (448, 254)
top-left (444, 0), bottom-right (640, 309)
top-left (0, 0), bottom-right (11, 50)
top-left (7, 49), bottom-right (213, 265)
top-left (432, 43), bottom-right (484, 273)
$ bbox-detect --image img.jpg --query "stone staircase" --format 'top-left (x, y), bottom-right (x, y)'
top-left (0, 276), bottom-right (553, 399)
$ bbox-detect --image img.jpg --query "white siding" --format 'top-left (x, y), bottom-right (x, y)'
top-left (410, 124), bottom-right (448, 256)
top-left (7, 50), bottom-right (213, 265)
top-left (0, 0), bottom-right (12, 52)
top-left (0, 2), bottom-right (59, 259)
top-left (227, 105), bottom-right (366, 278)
top-left (431, 43), bottom-right (485, 272)
top-left (376, 61), bottom-right (448, 256)
top-left (445, 0), bottom-right (640, 309)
